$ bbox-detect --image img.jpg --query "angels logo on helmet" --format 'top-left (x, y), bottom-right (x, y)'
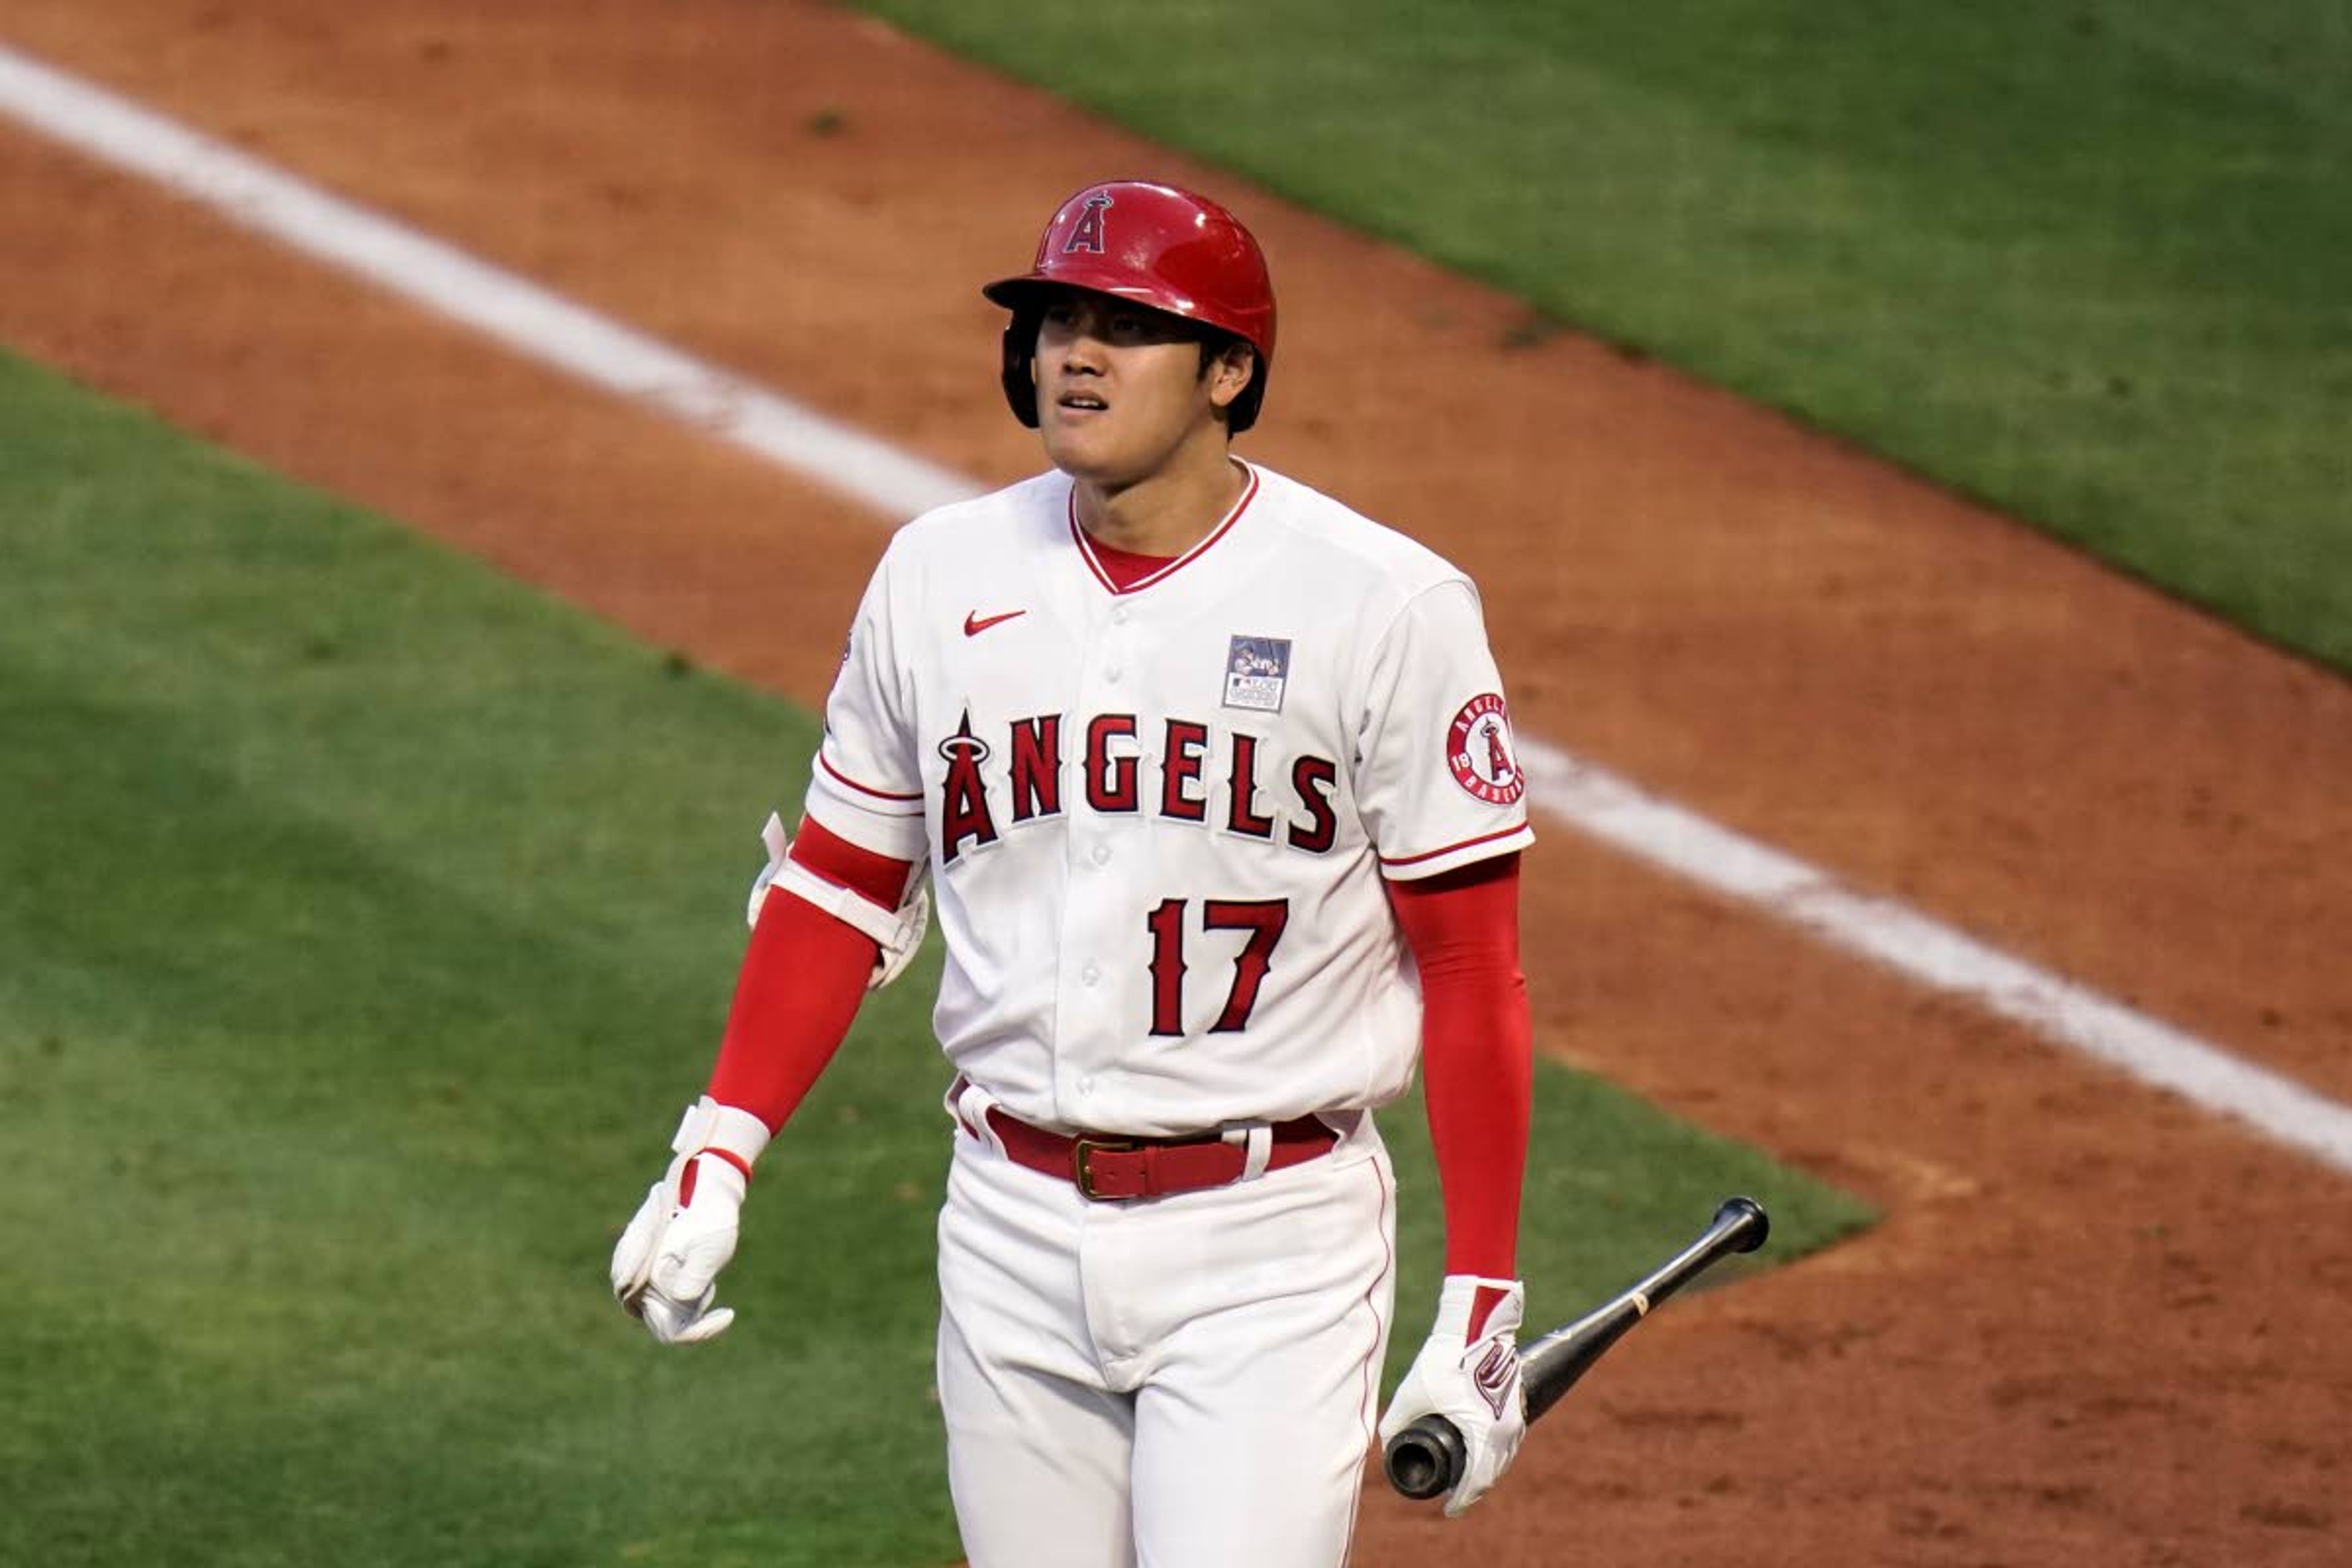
top-left (1062, 191), bottom-right (1113, 255)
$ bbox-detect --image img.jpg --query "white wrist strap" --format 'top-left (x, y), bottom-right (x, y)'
top-left (669, 1095), bottom-right (772, 1169)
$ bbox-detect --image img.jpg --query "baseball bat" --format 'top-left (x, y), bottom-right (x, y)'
top-left (1382, 1195), bottom-right (1770, 1501)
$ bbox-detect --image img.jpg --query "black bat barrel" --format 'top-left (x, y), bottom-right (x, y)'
top-left (1383, 1197), bottom-right (1769, 1501)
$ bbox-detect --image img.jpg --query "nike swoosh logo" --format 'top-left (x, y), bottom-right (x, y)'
top-left (963, 609), bottom-right (1027, 637)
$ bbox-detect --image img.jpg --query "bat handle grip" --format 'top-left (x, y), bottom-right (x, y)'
top-left (1381, 1415), bottom-right (1465, 1501)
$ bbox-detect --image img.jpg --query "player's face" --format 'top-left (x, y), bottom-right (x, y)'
top-left (1031, 293), bottom-right (1248, 485)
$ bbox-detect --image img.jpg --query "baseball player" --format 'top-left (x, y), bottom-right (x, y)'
top-left (611, 179), bottom-right (1537, 1564)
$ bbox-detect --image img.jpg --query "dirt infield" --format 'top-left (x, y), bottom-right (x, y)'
top-left (4, 2), bottom-right (2347, 1562)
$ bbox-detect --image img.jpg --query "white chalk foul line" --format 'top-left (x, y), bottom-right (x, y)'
top-left (0, 45), bottom-right (979, 521)
top-left (1520, 738), bottom-right (2352, 1170)
top-left (7, 43), bottom-right (2348, 1174)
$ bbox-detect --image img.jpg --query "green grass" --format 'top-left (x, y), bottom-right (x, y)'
top-left (856, 0), bottom-right (2352, 671)
top-left (0, 350), bottom-right (1868, 1565)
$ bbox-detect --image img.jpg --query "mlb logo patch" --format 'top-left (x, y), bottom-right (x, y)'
top-left (1223, 635), bottom-right (1292, 714)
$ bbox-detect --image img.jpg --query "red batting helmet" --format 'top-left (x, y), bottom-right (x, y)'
top-left (982, 179), bottom-right (1277, 433)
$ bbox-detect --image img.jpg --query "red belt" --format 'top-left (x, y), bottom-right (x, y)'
top-left (982, 1104), bottom-right (1339, 1201)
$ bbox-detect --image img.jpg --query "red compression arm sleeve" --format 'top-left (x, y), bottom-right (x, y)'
top-left (1387, 853), bottom-right (1533, 1278)
top-left (704, 818), bottom-right (919, 1133)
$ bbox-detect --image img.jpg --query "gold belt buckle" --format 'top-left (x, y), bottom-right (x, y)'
top-left (1072, 1136), bottom-right (1138, 1200)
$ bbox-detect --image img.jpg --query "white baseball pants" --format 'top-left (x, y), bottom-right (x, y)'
top-left (936, 1106), bottom-right (1398, 1568)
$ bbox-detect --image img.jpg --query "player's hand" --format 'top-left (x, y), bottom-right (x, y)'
top-left (609, 1096), bottom-right (771, 1345)
top-left (609, 1158), bottom-right (745, 1343)
top-left (1377, 1275), bottom-right (1528, 1517)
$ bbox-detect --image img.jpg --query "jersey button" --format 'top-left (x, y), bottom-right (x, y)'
top-left (1078, 1076), bottom-right (1097, 1095)
top-left (1082, 963), bottom-right (1101, 986)
top-left (1091, 845), bottom-right (1111, 865)
top-left (1105, 665), bottom-right (1123, 683)
top-left (1110, 606), bottom-right (1129, 625)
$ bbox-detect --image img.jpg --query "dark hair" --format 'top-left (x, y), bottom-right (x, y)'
top-left (1196, 330), bottom-right (1250, 378)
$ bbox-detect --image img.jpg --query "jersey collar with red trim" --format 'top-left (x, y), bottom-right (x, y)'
top-left (1068, 461), bottom-right (1262, 597)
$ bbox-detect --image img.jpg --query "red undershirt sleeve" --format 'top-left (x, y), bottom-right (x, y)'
top-left (704, 818), bottom-right (919, 1133)
top-left (1387, 853), bottom-right (1532, 1278)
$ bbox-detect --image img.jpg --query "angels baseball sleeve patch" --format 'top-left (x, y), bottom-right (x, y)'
top-left (1446, 693), bottom-right (1525, 806)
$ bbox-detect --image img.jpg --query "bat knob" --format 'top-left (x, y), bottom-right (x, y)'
top-left (1716, 1196), bottom-right (1771, 1253)
top-left (1382, 1415), bottom-right (1466, 1501)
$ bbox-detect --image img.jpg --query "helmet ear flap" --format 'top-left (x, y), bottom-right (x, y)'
top-left (1000, 314), bottom-right (1040, 429)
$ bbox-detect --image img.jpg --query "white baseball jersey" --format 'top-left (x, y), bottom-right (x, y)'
top-left (802, 460), bottom-right (1532, 1137)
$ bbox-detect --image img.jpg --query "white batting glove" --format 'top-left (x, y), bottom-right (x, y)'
top-left (1378, 1275), bottom-right (1528, 1517)
top-left (609, 1096), bottom-right (772, 1345)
